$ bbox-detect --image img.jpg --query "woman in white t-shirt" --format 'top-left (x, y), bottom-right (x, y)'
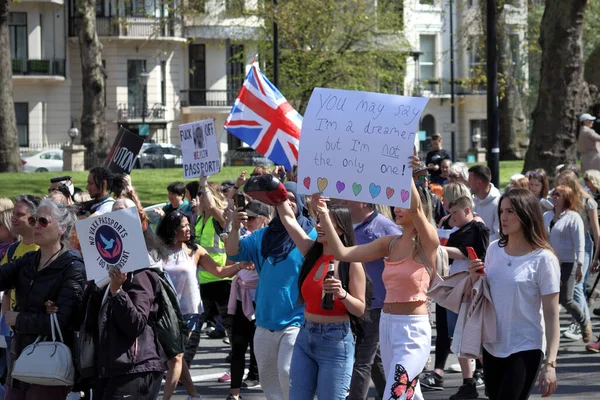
top-left (468, 188), bottom-right (560, 399)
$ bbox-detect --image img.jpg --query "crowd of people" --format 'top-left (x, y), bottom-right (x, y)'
top-left (0, 124), bottom-right (599, 400)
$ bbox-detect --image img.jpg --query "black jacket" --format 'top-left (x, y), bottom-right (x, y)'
top-left (85, 268), bottom-right (168, 378)
top-left (0, 250), bottom-right (86, 357)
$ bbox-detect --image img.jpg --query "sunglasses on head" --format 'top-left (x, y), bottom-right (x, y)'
top-left (28, 216), bottom-right (50, 228)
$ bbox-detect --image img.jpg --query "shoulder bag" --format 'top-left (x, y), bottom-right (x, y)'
top-left (12, 313), bottom-right (75, 386)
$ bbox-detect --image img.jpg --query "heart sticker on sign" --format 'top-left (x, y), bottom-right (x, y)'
top-left (386, 187), bottom-right (395, 199)
top-left (401, 189), bottom-right (410, 203)
top-left (369, 183), bottom-right (381, 199)
top-left (352, 183), bottom-right (362, 196)
top-left (317, 178), bottom-right (328, 193)
top-left (303, 177), bottom-right (311, 190)
top-left (336, 181), bottom-right (345, 193)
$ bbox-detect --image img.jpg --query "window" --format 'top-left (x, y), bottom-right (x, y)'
top-left (419, 35), bottom-right (435, 81)
top-left (188, 44), bottom-right (206, 106)
top-left (227, 44), bottom-right (244, 104)
top-left (470, 119), bottom-right (488, 149)
top-left (377, 0), bottom-right (403, 31)
top-left (469, 35), bottom-right (486, 75)
top-left (189, 0), bottom-right (206, 14)
top-left (127, 60), bottom-right (147, 116)
top-left (9, 13), bottom-right (27, 61)
top-left (419, 0), bottom-right (434, 4)
top-left (95, 0), bottom-right (105, 17)
top-left (226, 0), bottom-right (245, 16)
top-left (15, 103), bottom-right (28, 147)
top-left (161, 61), bottom-right (166, 106)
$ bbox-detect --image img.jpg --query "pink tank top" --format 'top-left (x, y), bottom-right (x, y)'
top-left (382, 236), bottom-right (431, 303)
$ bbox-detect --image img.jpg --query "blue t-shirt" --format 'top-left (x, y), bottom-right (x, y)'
top-left (229, 227), bottom-right (317, 331)
top-left (354, 212), bottom-right (402, 309)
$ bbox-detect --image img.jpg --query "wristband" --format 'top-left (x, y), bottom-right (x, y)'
top-left (338, 290), bottom-right (348, 300)
top-left (542, 360), bottom-right (557, 368)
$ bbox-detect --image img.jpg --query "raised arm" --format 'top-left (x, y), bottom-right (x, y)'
top-left (409, 154), bottom-right (439, 269)
top-left (199, 174), bottom-right (226, 228)
top-left (276, 201), bottom-right (314, 256)
top-left (316, 195), bottom-right (391, 263)
top-left (194, 247), bottom-right (246, 278)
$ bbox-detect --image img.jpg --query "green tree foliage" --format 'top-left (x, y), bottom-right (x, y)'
top-left (254, 0), bottom-right (409, 114)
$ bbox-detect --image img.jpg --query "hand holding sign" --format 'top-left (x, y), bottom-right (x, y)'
top-left (297, 88), bottom-right (428, 207)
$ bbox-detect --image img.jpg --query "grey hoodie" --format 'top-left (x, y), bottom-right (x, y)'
top-left (473, 184), bottom-right (501, 242)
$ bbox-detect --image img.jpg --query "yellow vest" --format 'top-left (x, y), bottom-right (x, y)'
top-left (195, 215), bottom-right (230, 284)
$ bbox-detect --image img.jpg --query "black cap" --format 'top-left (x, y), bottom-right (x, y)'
top-left (431, 133), bottom-right (441, 140)
top-left (245, 200), bottom-right (272, 218)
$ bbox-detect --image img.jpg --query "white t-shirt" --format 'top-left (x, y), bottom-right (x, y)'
top-left (483, 240), bottom-right (560, 358)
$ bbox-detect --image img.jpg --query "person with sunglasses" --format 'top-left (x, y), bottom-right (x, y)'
top-left (543, 186), bottom-right (592, 342)
top-left (0, 195), bottom-right (41, 377)
top-left (0, 200), bottom-right (85, 400)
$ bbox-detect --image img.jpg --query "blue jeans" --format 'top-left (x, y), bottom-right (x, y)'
top-left (573, 233), bottom-right (592, 322)
top-left (289, 320), bottom-right (354, 400)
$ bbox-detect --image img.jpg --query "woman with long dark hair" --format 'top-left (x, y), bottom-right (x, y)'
top-left (275, 198), bottom-right (368, 399)
top-left (321, 154), bottom-right (438, 400)
top-left (469, 188), bottom-right (560, 399)
top-left (157, 210), bottom-right (248, 399)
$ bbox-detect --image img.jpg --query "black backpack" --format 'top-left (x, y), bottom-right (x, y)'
top-left (152, 270), bottom-right (189, 360)
top-left (338, 261), bottom-right (372, 338)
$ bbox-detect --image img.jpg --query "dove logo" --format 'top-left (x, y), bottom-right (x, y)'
top-left (95, 225), bottom-right (124, 265)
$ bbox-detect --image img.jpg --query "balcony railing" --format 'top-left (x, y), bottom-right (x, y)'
top-left (12, 59), bottom-right (66, 77)
top-left (180, 89), bottom-right (240, 107)
top-left (69, 16), bottom-right (178, 38)
top-left (117, 103), bottom-right (166, 120)
top-left (415, 79), bottom-right (487, 96)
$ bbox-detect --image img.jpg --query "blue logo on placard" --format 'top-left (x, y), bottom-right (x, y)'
top-left (95, 225), bottom-right (123, 264)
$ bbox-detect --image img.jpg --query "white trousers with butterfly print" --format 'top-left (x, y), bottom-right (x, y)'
top-left (379, 313), bottom-right (431, 400)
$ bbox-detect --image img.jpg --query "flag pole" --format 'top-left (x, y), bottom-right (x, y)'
top-left (273, 0), bottom-right (279, 87)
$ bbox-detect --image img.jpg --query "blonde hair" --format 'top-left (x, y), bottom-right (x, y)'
top-left (584, 170), bottom-right (600, 192)
top-left (0, 198), bottom-right (13, 213)
top-left (557, 170), bottom-right (590, 210)
top-left (442, 183), bottom-right (472, 208)
top-left (73, 192), bottom-right (92, 203)
top-left (206, 183), bottom-right (228, 210)
top-left (375, 204), bottom-right (394, 222)
top-left (0, 198), bottom-right (18, 242)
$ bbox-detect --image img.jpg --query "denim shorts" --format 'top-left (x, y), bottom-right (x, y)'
top-left (183, 313), bottom-right (200, 333)
top-left (446, 309), bottom-right (459, 338)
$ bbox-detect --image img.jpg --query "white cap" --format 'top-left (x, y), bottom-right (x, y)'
top-left (580, 113), bottom-right (596, 122)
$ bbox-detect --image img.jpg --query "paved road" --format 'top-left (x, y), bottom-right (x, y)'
top-left (169, 311), bottom-right (600, 399)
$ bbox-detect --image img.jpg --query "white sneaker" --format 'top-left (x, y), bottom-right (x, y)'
top-left (186, 396), bottom-right (203, 400)
top-left (562, 323), bottom-right (582, 342)
top-left (447, 363), bottom-right (461, 373)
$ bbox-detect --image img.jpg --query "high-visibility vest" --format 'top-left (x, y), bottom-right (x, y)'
top-left (195, 215), bottom-right (230, 284)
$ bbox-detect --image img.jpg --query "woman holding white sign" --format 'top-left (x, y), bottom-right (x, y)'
top-left (319, 154), bottom-right (438, 400)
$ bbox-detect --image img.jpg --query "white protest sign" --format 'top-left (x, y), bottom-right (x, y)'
top-left (180, 118), bottom-right (221, 179)
top-left (297, 88), bottom-right (429, 207)
top-left (75, 207), bottom-right (150, 282)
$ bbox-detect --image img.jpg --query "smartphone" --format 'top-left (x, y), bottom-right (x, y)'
top-left (236, 193), bottom-right (246, 210)
top-left (466, 246), bottom-right (485, 274)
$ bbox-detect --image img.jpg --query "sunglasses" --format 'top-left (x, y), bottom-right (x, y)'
top-left (28, 216), bottom-right (51, 228)
top-left (551, 192), bottom-right (561, 198)
top-left (416, 174), bottom-right (430, 182)
top-left (247, 216), bottom-right (257, 221)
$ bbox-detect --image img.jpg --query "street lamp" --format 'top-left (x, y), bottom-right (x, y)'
top-left (68, 122), bottom-right (79, 146)
top-left (138, 68), bottom-right (151, 125)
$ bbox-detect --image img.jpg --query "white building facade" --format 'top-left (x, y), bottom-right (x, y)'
top-left (404, 0), bottom-right (528, 158)
top-left (10, 0), bottom-right (259, 154)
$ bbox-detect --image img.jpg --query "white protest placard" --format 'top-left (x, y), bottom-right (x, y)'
top-left (297, 88), bottom-right (429, 207)
top-left (179, 118), bottom-right (221, 179)
top-left (75, 207), bottom-right (150, 282)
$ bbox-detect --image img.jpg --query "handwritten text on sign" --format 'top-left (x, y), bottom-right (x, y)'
top-left (180, 118), bottom-right (221, 179)
top-left (297, 88), bottom-right (428, 206)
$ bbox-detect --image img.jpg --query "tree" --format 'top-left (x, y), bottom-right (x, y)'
top-left (496, 2), bottom-right (528, 160)
top-left (255, 0), bottom-right (408, 114)
top-left (523, 0), bottom-right (591, 172)
top-left (0, 0), bottom-right (21, 172)
top-left (77, 0), bottom-right (107, 168)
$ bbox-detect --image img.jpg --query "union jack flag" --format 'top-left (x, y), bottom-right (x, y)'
top-left (224, 61), bottom-right (302, 171)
